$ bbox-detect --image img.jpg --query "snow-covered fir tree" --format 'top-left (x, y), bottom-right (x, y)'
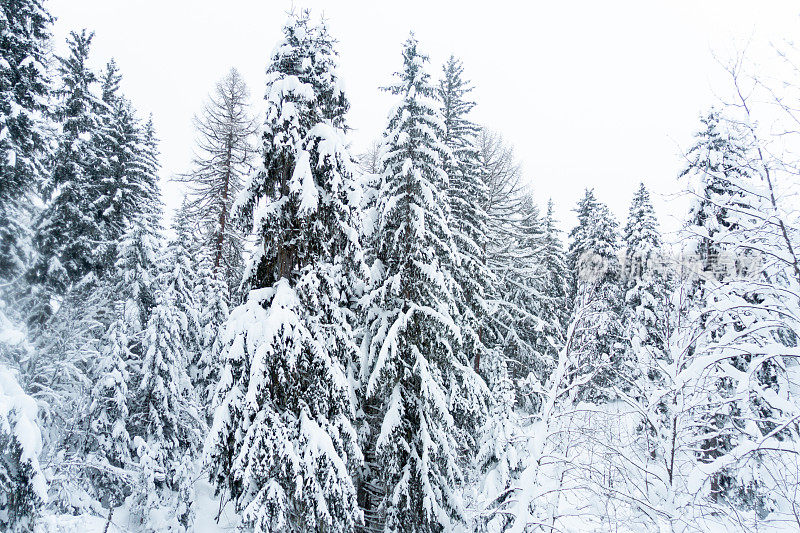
top-left (438, 55), bottom-right (493, 377)
top-left (539, 199), bottom-right (570, 353)
top-left (474, 362), bottom-right (525, 533)
top-left (681, 110), bottom-right (756, 505)
top-left (516, 198), bottom-right (569, 409)
top-left (114, 214), bottom-right (161, 345)
top-left (137, 115), bottom-right (163, 226)
top-left (27, 30), bottom-right (104, 310)
top-left (193, 255), bottom-right (229, 413)
top-left (567, 187), bottom-right (599, 303)
top-left (0, 364), bottom-right (47, 532)
top-left (126, 204), bottom-right (200, 532)
top-left (132, 241), bottom-right (204, 530)
top-left (360, 34), bottom-right (486, 532)
top-left (0, 0), bottom-right (53, 283)
top-left (165, 202), bottom-right (203, 377)
top-left (618, 182), bottom-right (674, 475)
top-left (94, 60), bottom-right (160, 264)
top-left (622, 183), bottom-right (669, 392)
top-left (28, 47), bottom-right (160, 308)
top-left (498, 197), bottom-right (549, 391)
top-left (205, 11), bottom-right (363, 532)
top-left (566, 189), bottom-right (627, 401)
top-left (84, 314), bottom-right (133, 510)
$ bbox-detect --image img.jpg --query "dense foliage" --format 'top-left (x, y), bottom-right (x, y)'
top-left (1, 3), bottom-right (799, 532)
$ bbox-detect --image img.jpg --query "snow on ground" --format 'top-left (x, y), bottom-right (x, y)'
top-left (35, 480), bottom-right (239, 533)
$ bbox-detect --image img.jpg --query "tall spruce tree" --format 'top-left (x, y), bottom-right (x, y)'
top-left (114, 214), bottom-right (161, 347)
top-left (622, 183), bottom-right (669, 384)
top-left (0, 0), bottom-right (53, 282)
top-left (134, 294), bottom-right (201, 530)
top-left (28, 30), bottom-right (105, 310)
top-left (94, 60), bottom-right (154, 264)
top-left (540, 199), bottom-right (570, 350)
top-left (485, 195), bottom-right (568, 412)
top-left (438, 55), bottom-right (493, 377)
top-left (205, 12), bottom-right (363, 531)
top-left (193, 255), bottom-right (229, 415)
top-left (85, 313), bottom-right (133, 510)
top-left (520, 199), bottom-right (569, 406)
top-left (566, 189), bottom-right (627, 401)
top-left (167, 202), bottom-right (203, 376)
top-left (567, 188), bottom-right (599, 306)
top-left (132, 220), bottom-right (204, 530)
top-left (360, 34), bottom-right (484, 532)
top-left (619, 183), bottom-right (674, 468)
top-left (496, 197), bottom-right (549, 390)
top-left (136, 115), bottom-right (162, 226)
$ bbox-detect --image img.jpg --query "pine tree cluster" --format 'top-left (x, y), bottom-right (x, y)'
top-left (1, 4), bottom-right (799, 533)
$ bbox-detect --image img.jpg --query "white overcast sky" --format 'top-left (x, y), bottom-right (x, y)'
top-left (48, 0), bottom-right (800, 234)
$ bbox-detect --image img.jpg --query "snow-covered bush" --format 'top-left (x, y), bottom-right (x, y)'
top-left (0, 364), bottom-right (47, 532)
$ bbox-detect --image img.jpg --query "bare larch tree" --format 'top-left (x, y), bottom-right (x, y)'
top-left (177, 67), bottom-right (257, 289)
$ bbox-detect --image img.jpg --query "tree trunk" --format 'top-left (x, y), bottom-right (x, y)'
top-left (215, 133), bottom-right (233, 270)
top-left (102, 506), bottom-right (115, 533)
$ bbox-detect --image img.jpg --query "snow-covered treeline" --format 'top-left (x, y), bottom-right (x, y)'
top-left (1, 3), bottom-right (799, 532)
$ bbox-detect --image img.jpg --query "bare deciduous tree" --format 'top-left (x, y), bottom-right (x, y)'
top-left (176, 68), bottom-right (257, 290)
top-left (475, 128), bottom-right (528, 262)
top-left (358, 139), bottom-right (383, 175)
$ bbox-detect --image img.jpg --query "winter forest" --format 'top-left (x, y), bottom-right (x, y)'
top-left (2, 1), bottom-right (800, 532)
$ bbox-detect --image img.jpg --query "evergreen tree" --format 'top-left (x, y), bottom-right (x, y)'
top-left (485, 196), bottom-right (567, 412)
top-left (682, 111), bottom-right (754, 302)
top-left (495, 197), bottom-right (548, 390)
top-left (28, 30), bottom-right (104, 311)
top-left (206, 12), bottom-right (363, 531)
top-left (94, 60), bottom-right (150, 262)
top-left (539, 199), bottom-right (570, 350)
top-left (135, 115), bottom-right (163, 227)
top-left (127, 204), bottom-right (199, 532)
top-left (85, 314), bottom-right (133, 509)
top-left (0, 0), bottom-right (53, 282)
top-left (475, 363), bottom-right (525, 533)
top-left (114, 215), bottom-right (161, 344)
top-left (193, 254), bottom-right (229, 413)
top-left (0, 364), bottom-right (47, 532)
top-left (361, 34), bottom-right (482, 532)
top-left (619, 183), bottom-right (674, 470)
top-left (517, 199), bottom-right (569, 408)
top-left (566, 188), bottom-right (599, 305)
top-left (622, 183), bottom-right (669, 385)
top-left (566, 189), bottom-right (627, 401)
top-left (167, 202), bottom-right (203, 375)
top-left (132, 249), bottom-right (203, 530)
top-left (681, 113), bottom-right (754, 499)
top-left (438, 55), bottom-right (493, 378)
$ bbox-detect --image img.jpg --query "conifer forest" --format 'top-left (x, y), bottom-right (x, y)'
top-left (4, 2), bottom-right (800, 532)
